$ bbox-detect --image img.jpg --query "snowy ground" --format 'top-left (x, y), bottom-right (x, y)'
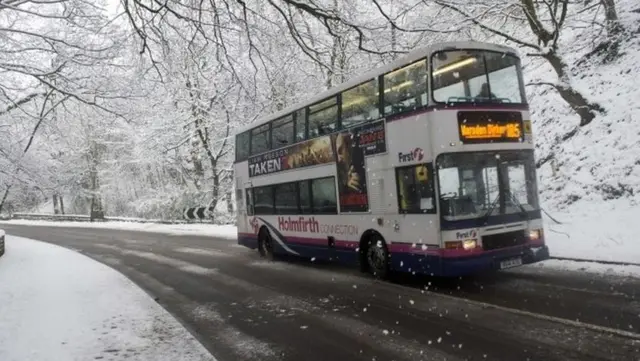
top-left (0, 235), bottom-right (217, 361)
top-left (533, 258), bottom-right (640, 279)
top-left (0, 219), bottom-right (237, 239)
top-left (542, 199), bottom-right (640, 264)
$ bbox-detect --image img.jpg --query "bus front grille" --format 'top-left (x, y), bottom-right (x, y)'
top-left (482, 230), bottom-right (527, 251)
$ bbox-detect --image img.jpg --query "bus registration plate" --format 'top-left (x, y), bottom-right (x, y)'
top-left (500, 257), bottom-right (523, 269)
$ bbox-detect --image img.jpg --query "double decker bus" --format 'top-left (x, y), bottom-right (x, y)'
top-left (233, 41), bottom-right (550, 278)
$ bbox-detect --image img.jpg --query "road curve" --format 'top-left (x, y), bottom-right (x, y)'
top-left (1, 223), bottom-right (639, 361)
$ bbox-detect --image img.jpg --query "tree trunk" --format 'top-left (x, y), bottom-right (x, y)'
top-left (60, 196), bottom-right (65, 214)
top-left (53, 194), bottom-right (61, 214)
top-left (544, 52), bottom-right (605, 126)
top-left (210, 159), bottom-right (220, 212)
top-left (226, 190), bottom-right (233, 214)
top-left (89, 140), bottom-right (104, 220)
top-left (0, 186), bottom-right (11, 214)
top-left (601, 0), bottom-right (623, 37)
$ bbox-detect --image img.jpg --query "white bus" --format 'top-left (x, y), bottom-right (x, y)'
top-left (233, 41), bottom-right (549, 278)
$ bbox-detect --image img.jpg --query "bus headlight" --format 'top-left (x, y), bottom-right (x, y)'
top-left (529, 229), bottom-right (542, 240)
top-left (462, 239), bottom-right (477, 250)
top-left (445, 239), bottom-right (478, 250)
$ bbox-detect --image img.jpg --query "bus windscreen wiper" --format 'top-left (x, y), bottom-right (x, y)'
top-left (505, 189), bottom-right (528, 218)
top-left (480, 191), bottom-right (502, 224)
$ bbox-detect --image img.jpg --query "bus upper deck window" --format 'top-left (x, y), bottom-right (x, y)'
top-left (383, 60), bottom-right (427, 116)
top-left (342, 79), bottom-right (379, 129)
top-left (308, 97), bottom-right (337, 138)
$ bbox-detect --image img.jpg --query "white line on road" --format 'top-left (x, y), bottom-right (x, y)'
top-left (424, 288), bottom-right (640, 340)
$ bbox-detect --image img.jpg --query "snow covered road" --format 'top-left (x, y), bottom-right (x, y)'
top-left (0, 235), bottom-right (216, 361)
top-left (0, 224), bottom-right (639, 361)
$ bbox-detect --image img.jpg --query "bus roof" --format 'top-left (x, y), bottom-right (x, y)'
top-left (236, 40), bottom-right (519, 135)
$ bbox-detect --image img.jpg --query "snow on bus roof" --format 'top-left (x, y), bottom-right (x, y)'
top-left (235, 40), bottom-right (519, 135)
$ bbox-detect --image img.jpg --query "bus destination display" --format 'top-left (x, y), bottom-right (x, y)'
top-left (457, 111), bottom-right (523, 143)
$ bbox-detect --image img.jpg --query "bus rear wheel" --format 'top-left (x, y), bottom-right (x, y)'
top-left (364, 235), bottom-right (390, 279)
top-left (258, 227), bottom-right (275, 261)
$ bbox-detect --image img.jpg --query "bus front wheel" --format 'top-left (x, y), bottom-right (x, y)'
top-left (258, 227), bottom-right (275, 261)
top-left (363, 234), bottom-right (390, 279)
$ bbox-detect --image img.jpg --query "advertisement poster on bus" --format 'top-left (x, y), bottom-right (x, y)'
top-left (333, 120), bottom-right (386, 212)
top-left (248, 135), bottom-right (334, 177)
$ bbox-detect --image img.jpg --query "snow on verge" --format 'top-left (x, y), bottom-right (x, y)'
top-left (0, 219), bottom-right (238, 239)
top-left (542, 199), bottom-right (640, 264)
top-left (534, 259), bottom-right (640, 279)
top-left (0, 236), bottom-right (217, 361)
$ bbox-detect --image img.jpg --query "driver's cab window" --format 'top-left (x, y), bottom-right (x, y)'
top-left (438, 168), bottom-right (459, 196)
top-left (396, 163), bottom-right (436, 214)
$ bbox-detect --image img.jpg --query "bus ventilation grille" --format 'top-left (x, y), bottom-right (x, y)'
top-left (482, 230), bottom-right (527, 251)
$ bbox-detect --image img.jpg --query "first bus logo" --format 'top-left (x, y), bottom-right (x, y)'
top-left (399, 147), bottom-right (424, 163)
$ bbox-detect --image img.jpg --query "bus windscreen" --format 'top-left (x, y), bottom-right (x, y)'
top-left (436, 150), bottom-right (540, 222)
top-left (431, 50), bottom-right (525, 104)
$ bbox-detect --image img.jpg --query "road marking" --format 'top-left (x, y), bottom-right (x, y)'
top-left (174, 247), bottom-right (230, 257)
top-left (93, 243), bottom-right (218, 276)
top-left (424, 289), bottom-right (640, 340)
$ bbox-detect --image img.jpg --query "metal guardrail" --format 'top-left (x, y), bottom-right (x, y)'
top-left (6, 212), bottom-right (197, 225)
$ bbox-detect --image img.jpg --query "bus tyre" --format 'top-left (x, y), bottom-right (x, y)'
top-left (258, 227), bottom-right (275, 261)
top-left (365, 235), bottom-right (390, 279)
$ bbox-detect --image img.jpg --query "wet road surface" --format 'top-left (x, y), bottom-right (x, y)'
top-left (2, 224), bottom-right (639, 361)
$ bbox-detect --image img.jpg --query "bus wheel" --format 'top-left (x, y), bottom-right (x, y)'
top-left (258, 227), bottom-right (275, 261)
top-left (365, 235), bottom-right (389, 279)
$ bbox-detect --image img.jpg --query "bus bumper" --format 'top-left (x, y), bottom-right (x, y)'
top-left (392, 244), bottom-right (550, 277)
top-left (440, 244), bottom-right (550, 277)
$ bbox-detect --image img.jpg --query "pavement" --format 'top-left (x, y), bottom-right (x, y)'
top-left (1, 223), bottom-right (639, 361)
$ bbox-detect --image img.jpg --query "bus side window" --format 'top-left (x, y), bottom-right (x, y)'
top-left (311, 177), bottom-right (338, 214)
top-left (253, 185), bottom-right (275, 215)
top-left (308, 97), bottom-right (338, 138)
top-left (236, 131), bottom-right (250, 161)
top-left (342, 79), bottom-right (379, 129)
top-left (299, 180), bottom-right (312, 214)
top-left (295, 108), bottom-right (307, 142)
top-left (272, 114), bottom-right (294, 147)
top-left (251, 123), bottom-right (271, 155)
top-left (275, 182), bottom-right (298, 214)
top-left (396, 164), bottom-right (436, 214)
